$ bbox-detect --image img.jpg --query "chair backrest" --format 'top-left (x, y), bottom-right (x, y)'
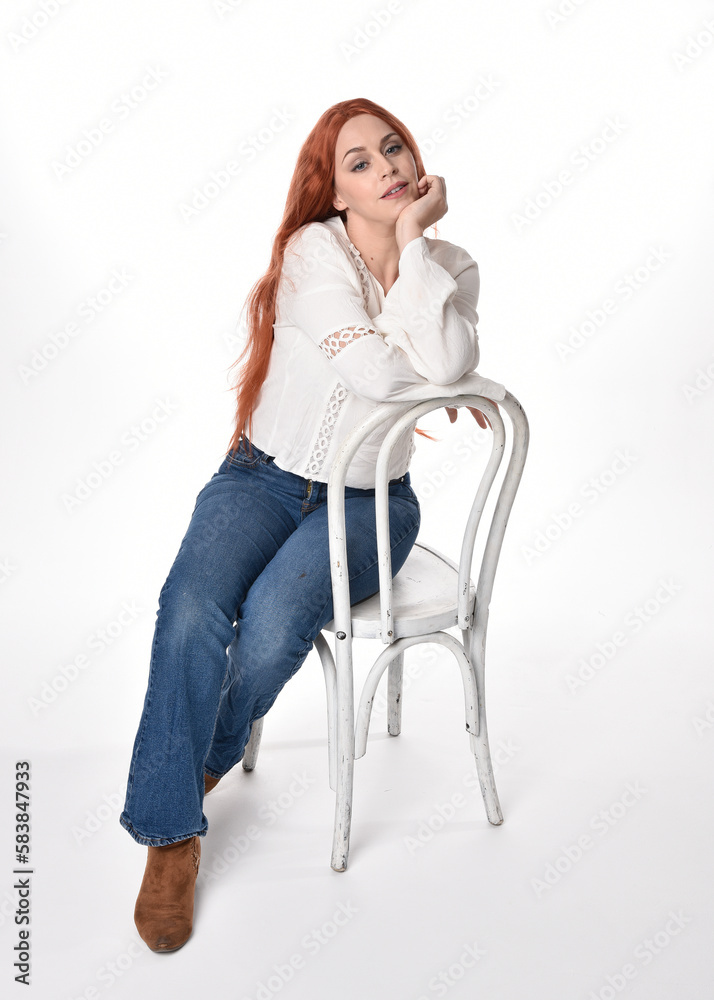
top-left (326, 391), bottom-right (529, 647)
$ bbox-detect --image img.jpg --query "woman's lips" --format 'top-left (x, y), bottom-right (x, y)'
top-left (381, 182), bottom-right (407, 199)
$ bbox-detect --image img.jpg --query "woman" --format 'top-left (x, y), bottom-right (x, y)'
top-left (120, 97), bottom-right (501, 953)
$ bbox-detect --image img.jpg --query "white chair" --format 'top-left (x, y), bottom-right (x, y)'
top-left (240, 389), bottom-right (529, 871)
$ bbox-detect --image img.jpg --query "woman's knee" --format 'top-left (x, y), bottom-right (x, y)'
top-left (233, 599), bottom-right (318, 665)
top-left (156, 565), bottom-right (237, 650)
top-left (225, 610), bottom-right (315, 720)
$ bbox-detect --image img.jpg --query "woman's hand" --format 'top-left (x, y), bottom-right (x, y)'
top-left (396, 174), bottom-right (448, 234)
top-left (444, 400), bottom-right (498, 430)
top-left (396, 177), bottom-right (489, 430)
top-left (399, 176), bottom-right (484, 428)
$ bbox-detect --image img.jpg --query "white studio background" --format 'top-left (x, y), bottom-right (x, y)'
top-left (1, 1), bottom-right (713, 998)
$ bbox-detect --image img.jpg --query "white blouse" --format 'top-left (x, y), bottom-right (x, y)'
top-left (243, 214), bottom-right (506, 489)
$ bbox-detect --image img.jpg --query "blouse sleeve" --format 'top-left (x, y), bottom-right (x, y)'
top-left (374, 236), bottom-right (480, 384)
top-left (277, 225), bottom-right (482, 402)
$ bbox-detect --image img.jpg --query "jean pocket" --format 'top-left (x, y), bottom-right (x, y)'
top-left (226, 440), bottom-right (263, 469)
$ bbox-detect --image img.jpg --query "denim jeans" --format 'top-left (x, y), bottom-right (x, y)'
top-left (119, 437), bottom-right (421, 846)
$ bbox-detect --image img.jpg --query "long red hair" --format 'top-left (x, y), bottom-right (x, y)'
top-left (224, 97), bottom-right (437, 461)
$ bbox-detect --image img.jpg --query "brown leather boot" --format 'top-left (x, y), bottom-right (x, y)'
top-left (134, 835), bottom-right (201, 952)
top-left (204, 773), bottom-right (221, 795)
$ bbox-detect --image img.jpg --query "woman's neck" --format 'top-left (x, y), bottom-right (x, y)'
top-left (343, 215), bottom-right (401, 293)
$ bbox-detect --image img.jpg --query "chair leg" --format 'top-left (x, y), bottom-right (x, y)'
top-left (387, 651), bottom-right (404, 736)
top-left (314, 633), bottom-right (337, 792)
top-left (462, 627), bottom-right (503, 825)
top-left (241, 716), bottom-right (265, 772)
top-left (355, 641), bottom-right (412, 759)
top-left (470, 725), bottom-right (503, 825)
top-left (330, 639), bottom-right (355, 872)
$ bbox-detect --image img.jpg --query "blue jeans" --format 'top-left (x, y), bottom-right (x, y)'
top-left (119, 438), bottom-right (421, 846)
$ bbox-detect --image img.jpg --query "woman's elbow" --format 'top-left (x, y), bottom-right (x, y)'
top-left (428, 341), bottom-right (480, 385)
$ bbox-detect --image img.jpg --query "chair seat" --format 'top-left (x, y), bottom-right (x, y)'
top-left (323, 541), bottom-right (475, 640)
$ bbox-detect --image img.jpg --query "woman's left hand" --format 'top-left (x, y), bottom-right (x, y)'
top-left (444, 400), bottom-right (497, 429)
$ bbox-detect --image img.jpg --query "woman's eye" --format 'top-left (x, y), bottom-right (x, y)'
top-left (352, 143), bottom-right (403, 171)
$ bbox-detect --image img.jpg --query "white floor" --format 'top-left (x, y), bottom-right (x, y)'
top-left (9, 611), bottom-right (712, 1000)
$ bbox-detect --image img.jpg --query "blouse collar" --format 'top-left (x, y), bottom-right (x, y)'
top-left (321, 214), bottom-right (390, 296)
top-left (322, 215), bottom-right (367, 269)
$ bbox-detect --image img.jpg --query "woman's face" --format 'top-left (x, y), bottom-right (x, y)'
top-left (332, 113), bottom-right (418, 227)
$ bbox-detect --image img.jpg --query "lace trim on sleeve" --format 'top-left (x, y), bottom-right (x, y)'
top-left (318, 324), bottom-right (379, 359)
top-left (304, 381), bottom-right (348, 478)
